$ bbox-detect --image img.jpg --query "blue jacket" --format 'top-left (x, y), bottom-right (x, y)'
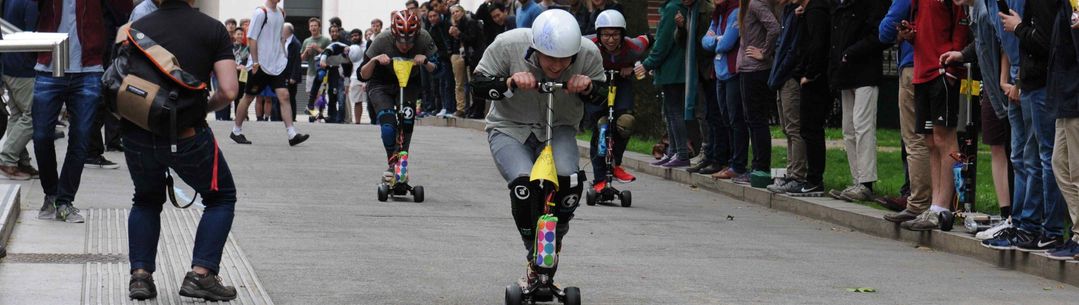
top-left (878, 0), bottom-right (913, 69)
top-left (964, 0), bottom-right (1008, 119)
top-left (516, 0), bottom-right (543, 28)
top-left (768, 4), bottom-right (800, 90)
top-left (701, 9), bottom-right (740, 81)
top-left (993, 0), bottom-right (1025, 80)
top-left (1046, 1), bottom-right (1079, 119)
top-left (2, 0), bottom-right (39, 77)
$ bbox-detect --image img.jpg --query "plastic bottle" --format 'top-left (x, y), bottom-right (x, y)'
top-left (597, 125), bottom-right (608, 157)
top-left (534, 214), bottom-right (559, 269)
top-left (953, 162), bottom-right (965, 204)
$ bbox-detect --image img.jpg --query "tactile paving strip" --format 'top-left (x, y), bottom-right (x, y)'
top-left (82, 208), bottom-right (273, 305)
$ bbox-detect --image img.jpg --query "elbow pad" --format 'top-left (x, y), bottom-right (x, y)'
top-left (471, 73), bottom-right (512, 100)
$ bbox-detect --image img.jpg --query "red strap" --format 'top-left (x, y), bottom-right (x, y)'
top-left (211, 137), bottom-right (220, 192)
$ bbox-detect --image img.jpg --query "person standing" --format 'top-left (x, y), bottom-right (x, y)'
top-left (122, 0), bottom-right (241, 300)
top-left (787, 0), bottom-right (831, 196)
top-left (732, 0), bottom-right (780, 183)
top-left (764, 0), bottom-right (806, 193)
top-left (230, 0), bottom-right (310, 146)
top-left (284, 22), bottom-right (303, 122)
top-left (0, 0), bottom-right (39, 181)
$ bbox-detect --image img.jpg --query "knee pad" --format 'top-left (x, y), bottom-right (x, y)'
top-left (509, 177), bottom-right (542, 239)
top-left (551, 171), bottom-right (586, 221)
top-left (615, 113), bottom-right (635, 137)
top-left (378, 110), bottom-right (398, 148)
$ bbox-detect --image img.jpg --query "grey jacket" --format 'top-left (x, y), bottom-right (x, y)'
top-left (737, 0), bottom-right (781, 73)
top-left (474, 29), bottom-right (605, 143)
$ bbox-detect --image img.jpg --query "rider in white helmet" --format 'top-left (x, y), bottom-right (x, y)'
top-left (585, 9), bottom-right (651, 193)
top-left (470, 9), bottom-right (607, 289)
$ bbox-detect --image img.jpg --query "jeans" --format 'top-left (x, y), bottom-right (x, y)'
top-left (1015, 88), bottom-right (1067, 237)
top-left (741, 70), bottom-right (774, 172)
top-left (719, 75), bottom-right (746, 172)
top-left (438, 63), bottom-right (456, 113)
top-left (661, 84), bottom-right (689, 160)
top-left (588, 77), bottom-right (635, 181)
top-left (123, 127), bottom-right (236, 274)
top-left (703, 77), bottom-right (730, 166)
top-left (32, 72), bottom-right (100, 206)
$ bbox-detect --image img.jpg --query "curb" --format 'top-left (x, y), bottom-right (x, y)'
top-left (0, 184), bottom-right (21, 258)
top-left (418, 117), bottom-right (1079, 287)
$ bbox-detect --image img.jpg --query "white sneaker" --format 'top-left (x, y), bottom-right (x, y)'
top-left (976, 218), bottom-right (1013, 240)
top-left (435, 109), bottom-right (448, 117)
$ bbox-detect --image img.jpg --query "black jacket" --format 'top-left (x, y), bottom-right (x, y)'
top-left (1047, 3), bottom-right (1079, 119)
top-left (827, 0), bottom-right (890, 90)
top-left (455, 14), bottom-right (486, 67)
top-left (286, 36), bottom-right (302, 84)
top-left (792, 0), bottom-right (830, 83)
top-left (427, 20), bottom-right (452, 63)
top-left (1015, 0), bottom-right (1056, 91)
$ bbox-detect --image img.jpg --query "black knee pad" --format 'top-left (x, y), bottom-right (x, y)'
top-left (551, 171), bottom-right (586, 221)
top-left (509, 177), bottom-right (542, 240)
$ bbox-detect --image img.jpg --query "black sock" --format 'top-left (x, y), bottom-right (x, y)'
top-left (1001, 206), bottom-right (1011, 217)
top-left (862, 182), bottom-right (874, 192)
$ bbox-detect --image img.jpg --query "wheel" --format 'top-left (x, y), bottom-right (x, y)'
top-left (412, 185), bottom-right (425, 203)
top-left (562, 286), bottom-right (580, 305)
top-left (619, 190), bottom-right (632, 208)
top-left (505, 284), bottom-right (524, 305)
top-left (939, 211), bottom-right (955, 231)
top-left (585, 188), bottom-right (597, 206)
top-left (377, 184), bottom-right (389, 202)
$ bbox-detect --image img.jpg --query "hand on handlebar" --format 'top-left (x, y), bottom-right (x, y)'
top-left (373, 54), bottom-right (391, 66)
top-left (565, 75), bottom-right (592, 94)
top-left (507, 72), bottom-right (537, 91)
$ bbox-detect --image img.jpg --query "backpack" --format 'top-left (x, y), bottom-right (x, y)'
top-left (103, 25), bottom-right (209, 140)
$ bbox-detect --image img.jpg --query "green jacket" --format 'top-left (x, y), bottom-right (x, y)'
top-left (641, 0), bottom-right (687, 86)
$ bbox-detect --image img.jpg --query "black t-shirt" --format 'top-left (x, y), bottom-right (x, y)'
top-left (362, 30), bottom-right (437, 88)
top-left (131, 1), bottom-right (233, 84)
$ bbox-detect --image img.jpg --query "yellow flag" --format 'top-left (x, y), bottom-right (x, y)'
top-left (960, 79), bottom-right (981, 97)
top-left (607, 85), bottom-right (616, 107)
top-left (238, 68), bottom-right (248, 83)
top-left (530, 145), bottom-right (559, 189)
top-left (1072, 0), bottom-right (1078, 11)
top-left (392, 58), bottom-right (414, 88)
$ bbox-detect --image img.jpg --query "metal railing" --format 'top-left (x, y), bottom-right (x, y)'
top-left (0, 18), bottom-right (69, 77)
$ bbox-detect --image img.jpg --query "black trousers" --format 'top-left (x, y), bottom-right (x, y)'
top-left (88, 103), bottom-right (121, 157)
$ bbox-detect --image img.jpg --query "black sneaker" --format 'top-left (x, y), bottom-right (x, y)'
top-left (698, 164), bottom-right (725, 175)
top-left (981, 227), bottom-right (1020, 250)
top-left (129, 271), bottom-right (157, 300)
top-left (1010, 229), bottom-right (1042, 252)
top-left (686, 161), bottom-right (713, 173)
top-left (787, 182), bottom-right (824, 197)
top-left (288, 133), bottom-right (310, 146)
top-left (1017, 233), bottom-right (1065, 253)
top-left (178, 271), bottom-right (237, 301)
top-left (230, 132), bottom-right (252, 144)
top-left (84, 156), bottom-right (120, 169)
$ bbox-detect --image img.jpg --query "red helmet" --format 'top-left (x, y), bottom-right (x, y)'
top-left (390, 10), bottom-right (421, 42)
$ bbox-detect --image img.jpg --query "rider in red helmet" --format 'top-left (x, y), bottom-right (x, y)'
top-left (359, 10), bottom-right (438, 181)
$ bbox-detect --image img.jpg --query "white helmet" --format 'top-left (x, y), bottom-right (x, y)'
top-left (594, 10), bottom-right (626, 31)
top-left (531, 9), bottom-right (582, 58)
top-left (348, 45), bottom-right (364, 63)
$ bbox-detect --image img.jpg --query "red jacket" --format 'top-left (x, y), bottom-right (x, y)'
top-left (911, 0), bottom-right (969, 84)
top-left (36, 0), bottom-right (133, 68)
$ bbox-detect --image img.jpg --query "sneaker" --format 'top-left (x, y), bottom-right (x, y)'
top-left (0, 165), bottom-right (30, 180)
top-left (900, 210), bottom-right (940, 231)
top-left (38, 196), bottom-right (56, 220)
top-left (786, 182), bottom-right (824, 197)
top-left (129, 271), bottom-right (157, 300)
top-left (454, 110), bottom-right (466, 117)
top-left (698, 164), bottom-right (726, 175)
top-left (661, 158), bottom-right (690, 168)
top-left (84, 156), bottom-right (120, 169)
top-left (712, 168), bottom-right (740, 180)
top-left (592, 180), bottom-right (607, 193)
top-left (650, 154), bottom-right (672, 166)
top-left (230, 132), bottom-right (252, 144)
top-left (178, 271), bottom-right (237, 301)
top-left (18, 163), bottom-right (39, 179)
top-left (839, 184), bottom-right (874, 202)
top-left (517, 263), bottom-right (538, 289)
top-left (981, 227), bottom-right (1020, 250)
top-left (975, 218), bottom-right (1013, 240)
top-left (435, 109), bottom-right (448, 118)
top-left (611, 166), bottom-right (636, 183)
top-left (55, 204), bottom-right (84, 223)
top-left (1047, 239), bottom-right (1079, 261)
top-left (288, 133), bottom-right (310, 146)
top-left (686, 161), bottom-right (713, 174)
top-left (731, 173), bottom-right (751, 185)
top-left (883, 209), bottom-right (921, 223)
top-left (766, 178), bottom-right (792, 193)
top-left (1017, 233), bottom-right (1064, 253)
top-left (828, 185), bottom-right (855, 201)
top-left (874, 196), bottom-right (908, 212)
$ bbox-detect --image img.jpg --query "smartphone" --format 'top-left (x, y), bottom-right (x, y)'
top-left (997, 0), bottom-right (1010, 15)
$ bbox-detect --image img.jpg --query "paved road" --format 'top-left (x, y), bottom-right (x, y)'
top-left (6, 120), bottom-right (1079, 304)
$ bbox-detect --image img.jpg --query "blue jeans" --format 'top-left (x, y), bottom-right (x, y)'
top-left (719, 75), bottom-right (747, 173)
top-left (1015, 88), bottom-right (1067, 237)
top-left (123, 127), bottom-right (237, 274)
top-left (662, 84), bottom-right (689, 160)
top-left (703, 77), bottom-right (731, 166)
top-left (438, 64), bottom-right (456, 113)
top-left (1009, 100), bottom-right (1032, 227)
top-left (32, 72), bottom-right (101, 206)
